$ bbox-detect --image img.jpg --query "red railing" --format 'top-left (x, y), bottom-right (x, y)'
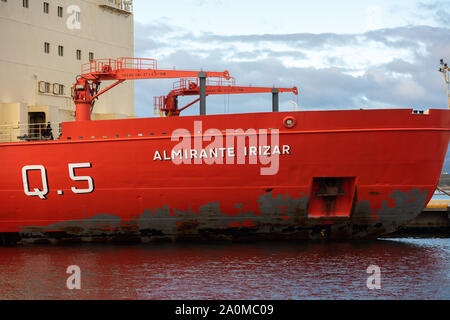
top-left (81, 57), bottom-right (158, 75)
top-left (119, 57), bottom-right (157, 70)
top-left (172, 79), bottom-right (193, 91)
top-left (153, 96), bottom-right (164, 114)
top-left (81, 59), bottom-right (118, 74)
top-left (206, 77), bottom-right (236, 87)
top-left (172, 77), bottom-right (236, 91)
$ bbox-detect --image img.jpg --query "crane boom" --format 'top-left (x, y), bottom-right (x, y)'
top-left (81, 58), bottom-right (230, 80)
top-left (72, 57), bottom-right (230, 121)
top-left (155, 78), bottom-right (298, 116)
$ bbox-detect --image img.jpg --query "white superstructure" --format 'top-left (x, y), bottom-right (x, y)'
top-left (0, 0), bottom-right (134, 141)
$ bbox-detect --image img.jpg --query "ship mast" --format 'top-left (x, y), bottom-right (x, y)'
top-left (439, 59), bottom-right (450, 109)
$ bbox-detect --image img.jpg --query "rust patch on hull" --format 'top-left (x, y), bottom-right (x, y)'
top-left (6, 189), bottom-right (428, 245)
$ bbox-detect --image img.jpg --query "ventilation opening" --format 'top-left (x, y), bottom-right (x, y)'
top-left (308, 177), bottom-right (357, 218)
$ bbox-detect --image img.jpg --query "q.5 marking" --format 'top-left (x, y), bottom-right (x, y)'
top-left (22, 163), bottom-right (94, 200)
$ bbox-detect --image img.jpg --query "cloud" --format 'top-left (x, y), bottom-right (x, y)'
top-left (132, 16), bottom-right (450, 171)
top-left (418, 1), bottom-right (450, 27)
top-left (133, 21), bottom-right (450, 118)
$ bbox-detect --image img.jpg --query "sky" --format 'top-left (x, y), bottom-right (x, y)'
top-left (132, 0), bottom-right (450, 119)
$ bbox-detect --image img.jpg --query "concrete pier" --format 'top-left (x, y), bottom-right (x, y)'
top-left (388, 200), bottom-right (450, 237)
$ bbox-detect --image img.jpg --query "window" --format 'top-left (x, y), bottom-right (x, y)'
top-left (58, 6), bottom-right (63, 18)
top-left (44, 42), bottom-right (50, 54)
top-left (38, 82), bottom-right (54, 94)
top-left (38, 81), bottom-right (46, 93)
top-left (53, 84), bottom-right (64, 95)
top-left (23, 0), bottom-right (28, 8)
top-left (76, 11), bottom-right (81, 22)
top-left (76, 50), bottom-right (81, 60)
top-left (89, 52), bottom-right (94, 61)
top-left (43, 2), bottom-right (49, 14)
top-left (1, 1), bottom-right (7, 3)
top-left (58, 45), bottom-right (64, 57)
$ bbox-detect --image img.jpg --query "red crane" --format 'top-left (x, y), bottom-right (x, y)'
top-left (72, 57), bottom-right (230, 121)
top-left (154, 77), bottom-right (299, 116)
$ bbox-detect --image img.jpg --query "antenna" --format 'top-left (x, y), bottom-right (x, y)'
top-left (439, 59), bottom-right (450, 109)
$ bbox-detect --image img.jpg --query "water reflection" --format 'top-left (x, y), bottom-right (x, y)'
top-left (0, 239), bottom-right (448, 299)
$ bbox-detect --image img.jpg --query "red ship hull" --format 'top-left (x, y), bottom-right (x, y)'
top-left (1, 108), bottom-right (449, 244)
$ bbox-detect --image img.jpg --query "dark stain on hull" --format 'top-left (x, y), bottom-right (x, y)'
top-left (5, 189), bottom-right (429, 245)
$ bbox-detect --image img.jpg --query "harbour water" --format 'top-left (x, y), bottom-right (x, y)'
top-left (0, 238), bottom-right (449, 300)
top-left (430, 193), bottom-right (450, 201)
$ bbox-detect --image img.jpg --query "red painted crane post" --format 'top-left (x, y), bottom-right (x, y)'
top-left (155, 77), bottom-right (299, 116)
top-left (72, 57), bottom-right (230, 121)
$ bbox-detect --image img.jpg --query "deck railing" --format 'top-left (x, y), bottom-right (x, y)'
top-left (172, 77), bottom-right (237, 92)
top-left (0, 122), bottom-right (62, 143)
top-left (81, 57), bottom-right (157, 75)
top-left (99, 0), bottom-right (133, 13)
